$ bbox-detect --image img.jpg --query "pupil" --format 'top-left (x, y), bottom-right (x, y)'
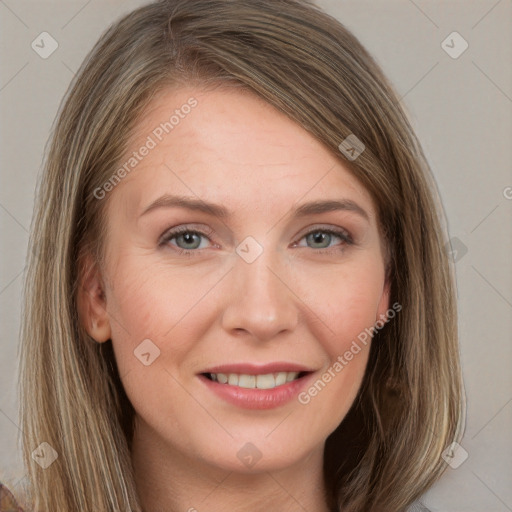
top-left (310, 232), bottom-right (330, 248)
top-left (181, 233), bottom-right (199, 248)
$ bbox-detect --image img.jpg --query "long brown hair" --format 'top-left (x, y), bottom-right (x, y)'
top-left (19, 1), bottom-right (465, 510)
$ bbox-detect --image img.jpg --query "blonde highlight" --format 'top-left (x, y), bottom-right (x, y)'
top-left (18, 1), bottom-right (465, 510)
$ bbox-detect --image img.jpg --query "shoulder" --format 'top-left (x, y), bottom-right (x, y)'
top-left (0, 483), bottom-right (25, 512)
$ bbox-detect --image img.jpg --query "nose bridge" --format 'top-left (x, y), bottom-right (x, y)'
top-left (221, 242), bottom-right (298, 339)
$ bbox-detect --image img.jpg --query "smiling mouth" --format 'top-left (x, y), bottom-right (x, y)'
top-left (202, 371), bottom-right (310, 389)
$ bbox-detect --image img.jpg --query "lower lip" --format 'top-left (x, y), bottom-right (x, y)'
top-left (198, 373), bottom-right (313, 410)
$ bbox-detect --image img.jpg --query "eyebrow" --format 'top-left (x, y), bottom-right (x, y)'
top-left (140, 194), bottom-right (370, 221)
top-left (294, 199), bottom-right (369, 221)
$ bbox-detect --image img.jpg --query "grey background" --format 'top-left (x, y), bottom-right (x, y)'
top-left (1, 1), bottom-right (511, 510)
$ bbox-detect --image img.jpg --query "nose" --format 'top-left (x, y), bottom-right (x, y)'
top-left (220, 250), bottom-right (299, 342)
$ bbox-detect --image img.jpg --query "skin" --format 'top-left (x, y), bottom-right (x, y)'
top-left (78, 86), bottom-right (390, 512)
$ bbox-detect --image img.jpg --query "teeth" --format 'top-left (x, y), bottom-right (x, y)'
top-left (256, 373), bottom-right (275, 389)
top-left (286, 372), bottom-right (296, 382)
top-left (209, 371), bottom-right (300, 389)
top-left (275, 372), bottom-right (287, 386)
top-left (239, 374), bottom-right (256, 388)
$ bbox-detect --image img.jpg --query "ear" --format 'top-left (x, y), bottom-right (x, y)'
top-left (76, 252), bottom-right (111, 343)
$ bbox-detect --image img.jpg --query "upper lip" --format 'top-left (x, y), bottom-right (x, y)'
top-left (200, 362), bottom-right (315, 375)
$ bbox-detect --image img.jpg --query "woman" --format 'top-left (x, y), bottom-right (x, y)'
top-left (6, 0), bottom-right (465, 510)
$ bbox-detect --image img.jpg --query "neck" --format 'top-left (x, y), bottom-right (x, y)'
top-left (131, 419), bottom-right (331, 512)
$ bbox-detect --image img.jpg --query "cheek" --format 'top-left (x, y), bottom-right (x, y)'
top-left (104, 260), bottom-right (180, 368)
top-left (104, 257), bottom-right (223, 370)
top-left (104, 259), bottom-right (205, 421)
top-left (295, 260), bottom-right (384, 432)
top-left (297, 254), bottom-right (387, 358)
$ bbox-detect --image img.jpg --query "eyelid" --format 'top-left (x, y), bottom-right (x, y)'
top-left (159, 223), bottom-right (354, 256)
top-left (292, 224), bottom-right (353, 245)
top-left (158, 224), bottom-right (215, 246)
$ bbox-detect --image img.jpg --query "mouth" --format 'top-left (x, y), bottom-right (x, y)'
top-left (200, 362), bottom-right (314, 389)
top-left (198, 363), bottom-right (315, 409)
top-left (202, 371), bottom-right (310, 390)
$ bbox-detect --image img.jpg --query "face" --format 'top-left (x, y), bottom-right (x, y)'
top-left (80, 86), bottom-right (390, 475)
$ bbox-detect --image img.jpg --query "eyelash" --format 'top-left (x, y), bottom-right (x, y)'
top-left (159, 225), bottom-right (354, 257)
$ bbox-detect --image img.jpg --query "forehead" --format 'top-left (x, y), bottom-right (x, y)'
top-left (108, 86), bottom-right (376, 221)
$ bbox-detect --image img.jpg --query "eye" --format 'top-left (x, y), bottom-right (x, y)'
top-left (158, 225), bottom-right (353, 256)
top-left (294, 227), bottom-right (353, 252)
top-left (159, 226), bottom-right (213, 254)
